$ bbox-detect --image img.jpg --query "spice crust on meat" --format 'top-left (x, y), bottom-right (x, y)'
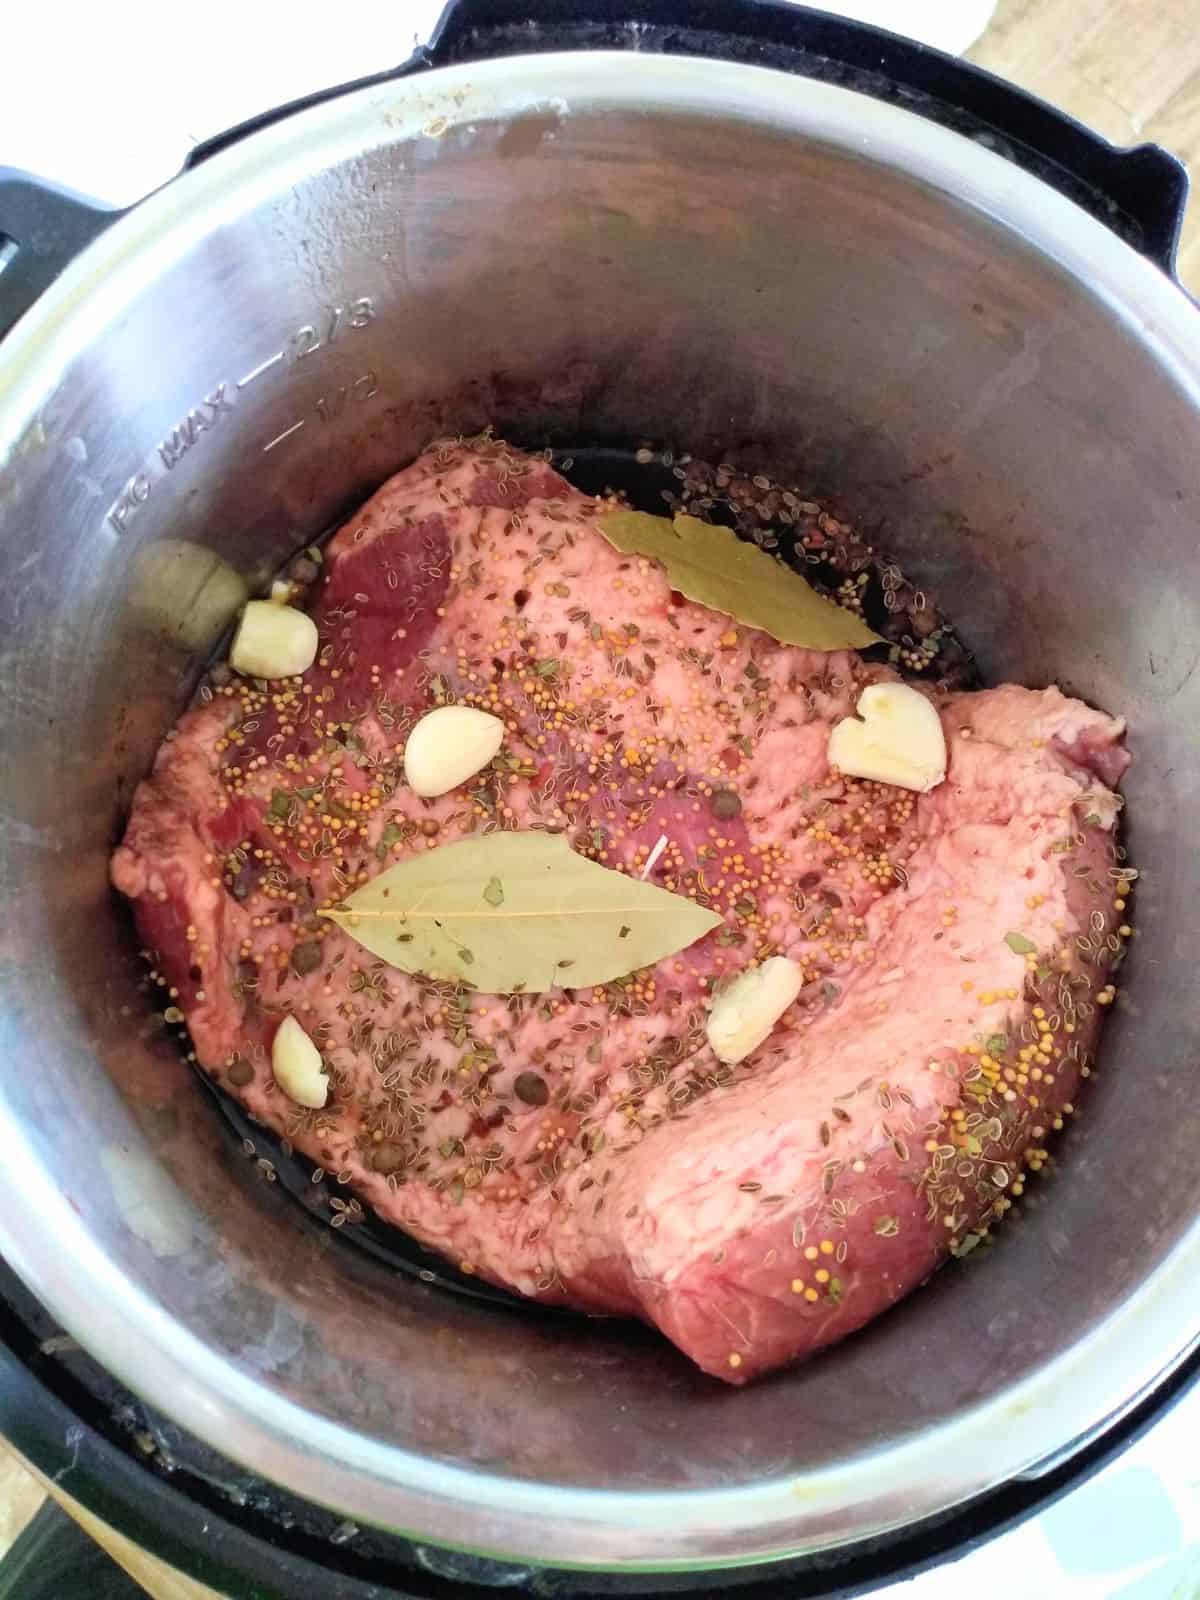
top-left (112, 437), bottom-right (1131, 1383)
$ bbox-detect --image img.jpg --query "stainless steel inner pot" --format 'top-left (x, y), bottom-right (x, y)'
top-left (2, 41), bottom-right (1200, 1575)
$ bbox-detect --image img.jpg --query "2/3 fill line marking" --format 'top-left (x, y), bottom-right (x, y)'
top-left (238, 352), bottom-right (284, 389)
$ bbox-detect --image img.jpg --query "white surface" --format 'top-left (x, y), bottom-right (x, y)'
top-left (817, 0), bottom-right (997, 53)
top-left (0, 0), bottom-right (447, 206)
top-left (7, 3), bottom-right (1188, 1595)
top-left (901, 1396), bottom-right (1200, 1599)
top-left (0, 1), bottom-right (994, 207)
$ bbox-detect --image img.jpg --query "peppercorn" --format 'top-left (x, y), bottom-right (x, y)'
top-left (292, 941), bottom-right (323, 976)
top-left (514, 1072), bottom-right (550, 1106)
top-left (711, 789), bottom-right (742, 820)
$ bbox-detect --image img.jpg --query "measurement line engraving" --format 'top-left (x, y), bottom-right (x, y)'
top-left (316, 371), bottom-right (379, 423)
top-left (106, 473), bottom-right (152, 537)
top-left (237, 352), bottom-right (284, 389)
top-left (99, 291), bottom-right (375, 534)
top-left (157, 384), bottom-right (235, 471)
top-left (263, 420), bottom-right (306, 453)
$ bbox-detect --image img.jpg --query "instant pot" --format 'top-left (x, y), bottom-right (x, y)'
top-left (2, 2), bottom-right (1199, 1593)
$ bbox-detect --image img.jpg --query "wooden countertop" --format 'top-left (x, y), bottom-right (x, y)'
top-left (2, 2), bottom-right (1196, 1593)
top-left (969, 0), bottom-right (1200, 290)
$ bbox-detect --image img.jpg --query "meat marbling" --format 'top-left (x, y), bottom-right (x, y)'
top-left (111, 437), bottom-right (1129, 1383)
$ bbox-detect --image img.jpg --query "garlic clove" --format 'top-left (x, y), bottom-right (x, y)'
top-left (271, 1015), bottom-right (328, 1108)
top-left (828, 682), bottom-right (947, 793)
top-left (707, 956), bottom-right (804, 1065)
top-left (230, 600), bottom-right (319, 679)
top-left (403, 705), bottom-right (505, 798)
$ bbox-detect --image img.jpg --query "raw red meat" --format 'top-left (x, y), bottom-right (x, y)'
top-left (111, 437), bottom-right (1130, 1383)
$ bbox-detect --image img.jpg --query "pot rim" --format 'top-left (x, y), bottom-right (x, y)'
top-left (2, 49), bottom-right (1199, 1572)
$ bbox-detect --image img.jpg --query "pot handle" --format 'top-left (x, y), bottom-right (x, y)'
top-left (423, 0), bottom-right (1190, 277)
top-left (0, 170), bottom-right (118, 342)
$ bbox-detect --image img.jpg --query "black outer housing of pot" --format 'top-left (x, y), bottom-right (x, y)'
top-left (0, 0), bottom-right (1190, 344)
top-left (2, 1245), bottom-right (1198, 1599)
top-left (0, 2), bottom-right (1194, 1594)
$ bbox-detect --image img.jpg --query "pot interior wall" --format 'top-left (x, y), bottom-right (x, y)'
top-left (2, 61), bottom-right (1199, 1523)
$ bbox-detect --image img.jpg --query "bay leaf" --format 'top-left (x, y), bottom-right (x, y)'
top-left (597, 510), bottom-right (881, 650)
top-left (1004, 931), bottom-right (1037, 956)
top-left (320, 832), bottom-right (722, 993)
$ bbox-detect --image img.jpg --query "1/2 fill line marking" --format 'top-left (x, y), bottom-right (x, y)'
top-left (262, 419), bottom-right (306, 453)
